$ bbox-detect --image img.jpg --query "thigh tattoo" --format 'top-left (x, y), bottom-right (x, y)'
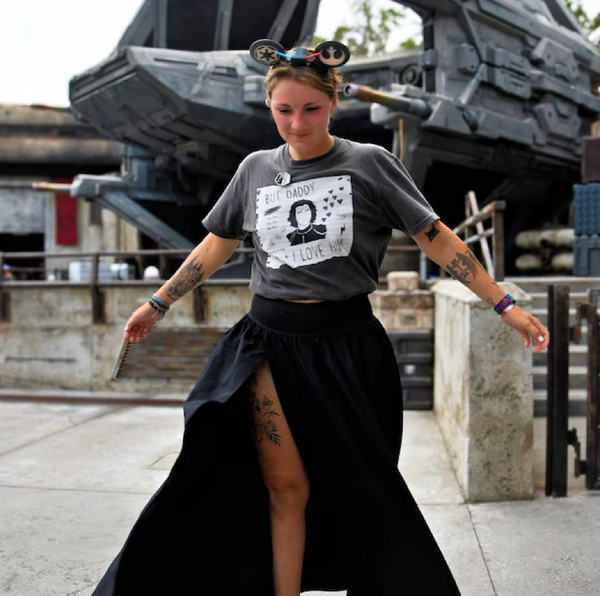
top-left (248, 371), bottom-right (282, 446)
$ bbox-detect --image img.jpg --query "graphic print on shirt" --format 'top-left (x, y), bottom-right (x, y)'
top-left (256, 175), bottom-right (353, 269)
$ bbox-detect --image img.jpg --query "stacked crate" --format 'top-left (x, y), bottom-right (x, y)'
top-left (573, 184), bottom-right (600, 275)
top-left (573, 123), bottom-right (600, 276)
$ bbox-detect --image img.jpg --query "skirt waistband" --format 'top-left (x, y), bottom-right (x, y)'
top-left (248, 293), bottom-right (374, 337)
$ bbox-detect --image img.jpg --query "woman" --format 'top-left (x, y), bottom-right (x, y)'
top-left (92, 40), bottom-right (549, 596)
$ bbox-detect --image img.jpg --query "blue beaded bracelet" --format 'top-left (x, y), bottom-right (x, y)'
top-left (493, 294), bottom-right (516, 315)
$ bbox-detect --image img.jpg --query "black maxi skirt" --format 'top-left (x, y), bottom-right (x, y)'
top-left (92, 294), bottom-right (462, 595)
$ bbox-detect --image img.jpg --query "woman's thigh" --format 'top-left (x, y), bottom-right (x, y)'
top-left (249, 361), bottom-right (309, 496)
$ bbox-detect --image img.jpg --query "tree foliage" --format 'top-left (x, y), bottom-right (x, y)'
top-left (315, 0), bottom-right (599, 56)
top-left (565, 1), bottom-right (600, 47)
top-left (313, 0), bottom-right (416, 56)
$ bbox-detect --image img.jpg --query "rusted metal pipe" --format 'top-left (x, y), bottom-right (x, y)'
top-left (31, 182), bottom-right (74, 193)
top-left (0, 104), bottom-right (81, 127)
top-left (342, 83), bottom-right (432, 118)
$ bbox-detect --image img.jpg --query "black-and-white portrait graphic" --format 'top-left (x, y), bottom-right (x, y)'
top-left (255, 175), bottom-right (353, 269)
top-left (286, 199), bottom-right (327, 245)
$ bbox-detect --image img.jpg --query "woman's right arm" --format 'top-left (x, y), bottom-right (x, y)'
top-left (124, 233), bottom-right (242, 342)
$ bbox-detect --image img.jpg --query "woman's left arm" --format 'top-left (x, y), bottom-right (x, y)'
top-left (412, 220), bottom-right (550, 353)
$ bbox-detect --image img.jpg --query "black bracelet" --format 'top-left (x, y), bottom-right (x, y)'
top-left (150, 293), bottom-right (170, 311)
top-left (148, 299), bottom-right (167, 314)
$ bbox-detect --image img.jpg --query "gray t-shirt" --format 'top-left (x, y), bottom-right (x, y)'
top-left (202, 136), bottom-right (439, 301)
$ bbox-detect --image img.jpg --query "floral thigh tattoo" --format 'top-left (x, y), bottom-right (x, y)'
top-left (248, 371), bottom-right (282, 446)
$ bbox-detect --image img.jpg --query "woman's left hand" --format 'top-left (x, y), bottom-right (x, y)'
top-left (500, 305), bottom-right (550, 353)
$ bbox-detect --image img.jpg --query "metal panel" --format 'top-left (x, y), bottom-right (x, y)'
top-left (98, 191), bottom-right (194, 249)
top-left (585, 289), bottom-right (600, 490)
top-left (545, 284), bottom-right (570, 497)
top-left (0, 183), bottom-right (45, 234)
top-left (582, 137), bottom-right (600, 184)
top-left (387, 329), bottom-right (433, 410)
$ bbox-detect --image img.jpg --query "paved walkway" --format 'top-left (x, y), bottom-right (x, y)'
top-left (1, 398), bottom-right (599, 596)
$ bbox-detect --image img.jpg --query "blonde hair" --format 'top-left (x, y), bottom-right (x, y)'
top-left (265, 60), bottom-right (344, 106)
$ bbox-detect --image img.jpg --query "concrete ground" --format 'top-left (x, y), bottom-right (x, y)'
top-left (0, 397), bottom-right (599, 596)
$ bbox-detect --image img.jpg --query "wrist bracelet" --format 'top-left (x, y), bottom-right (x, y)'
top-left (493, 293), bottom-right (516, 315)
top-left (150, 293), bottom-right (170, 311)
top-left (500, 303), bottom-right (516, 316)
top-left (148, 299), bottom-right (168, 314)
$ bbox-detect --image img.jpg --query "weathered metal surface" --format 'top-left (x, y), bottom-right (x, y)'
top-left (116, 0), bottom-right (320, 54)
top-left (343, 83), bottom-right (432, 118)
top-left (0, 104), bottom-right (123, 165)
top-left (65, 0), bottom-right (600, 249)
top-left (0, 105), bottom-right (82, 127)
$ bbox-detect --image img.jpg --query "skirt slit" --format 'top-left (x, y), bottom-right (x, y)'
top-left (91, 293), bottom-right (462, 596)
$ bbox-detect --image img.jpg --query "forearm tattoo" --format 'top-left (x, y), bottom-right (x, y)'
top-left (485, 289), bottom-right (499, 307)
top-left (425, 222), bottom-right (439, 242)
top-left (446, 249), bottom-right (479, 285)
top-left (166, 259), bottom-right (204, 300)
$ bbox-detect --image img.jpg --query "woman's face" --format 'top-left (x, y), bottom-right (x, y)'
top-left (269, 78), bottom-right (337, 161)
top-left (295, 204), bottom-right (313, 228)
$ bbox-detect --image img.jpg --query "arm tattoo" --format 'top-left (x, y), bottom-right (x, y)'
top-left (425, 222), bottom-right (439, 242)
top-left (446, 250), bottom-right (478, 285)
top-left (166, 259), bottom-right (205, 299)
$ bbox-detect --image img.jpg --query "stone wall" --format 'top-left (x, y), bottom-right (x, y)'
top-left (0, 277), bottom-right (434, 394)
top-left (370, 272), bottom-right (434, 330)
top-left (0, 178), bottom-right (46, 234)
top-left (0, 284), bottom-right (253, 394)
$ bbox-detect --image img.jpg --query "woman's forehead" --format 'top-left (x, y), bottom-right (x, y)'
top-left (271, 79), bottom-right (328, 102)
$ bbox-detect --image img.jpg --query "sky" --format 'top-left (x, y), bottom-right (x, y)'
top-left (0, 0), bottom-right (596, 107)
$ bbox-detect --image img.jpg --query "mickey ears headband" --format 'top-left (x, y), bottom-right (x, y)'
top-left (249, 38), bottom-right (351, 71)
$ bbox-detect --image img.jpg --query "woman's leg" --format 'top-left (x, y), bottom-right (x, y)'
top-left (250, 361), bottom-right (310, 596)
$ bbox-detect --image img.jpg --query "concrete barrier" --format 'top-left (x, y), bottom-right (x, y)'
top-left (431, 280), bottom-right (534, 502)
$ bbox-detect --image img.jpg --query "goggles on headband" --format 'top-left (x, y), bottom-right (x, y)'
top-left (249, 38), bottom-right (351, 73)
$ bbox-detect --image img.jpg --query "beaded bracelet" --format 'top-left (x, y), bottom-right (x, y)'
top-left (150, 293), bottom-right (170, 311)
top-left (493, 294), bottom-right (516, 315)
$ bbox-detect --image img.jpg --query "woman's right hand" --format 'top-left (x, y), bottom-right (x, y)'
top-left (123, 302), bottom-right (164, 343)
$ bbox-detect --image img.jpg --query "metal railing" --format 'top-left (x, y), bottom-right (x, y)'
top-left (440, 192), bottom-right (506, 281)
top-left (0, 248), bottom-right (254, 324)
top-left (0, 244), bottom-right (428, 284)
top-left (546, 284), bottom-right (600, 496)
top-left (0, 244), bottom-right (430, 322)
top-left (0, 248), bottom-right (252, 284)
top-left (0, 190), bottom-right (506, 296)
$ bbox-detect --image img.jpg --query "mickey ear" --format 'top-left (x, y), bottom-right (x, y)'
top-left (249, 39), bottom-right (286, 66)
top-left (314, 41), bottom-right (351, 67)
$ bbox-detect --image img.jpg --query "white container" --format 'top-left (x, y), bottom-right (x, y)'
top-left (68, 261), bottom-right (113, 282)
top-left (110, 262), bottom-right (136, 280)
